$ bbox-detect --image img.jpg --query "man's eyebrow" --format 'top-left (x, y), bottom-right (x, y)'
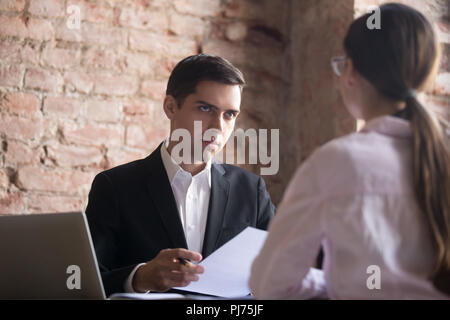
top-left (195, 100), bottom-right (240, 113)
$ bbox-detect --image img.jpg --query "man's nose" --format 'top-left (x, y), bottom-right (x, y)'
top-left (210, 113), bottom-right (224, 132)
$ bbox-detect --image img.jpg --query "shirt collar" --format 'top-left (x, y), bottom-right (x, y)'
top-left (160, 139), bottom-right (212, 186)
top-left (360, 115), bottom-right (412, 139)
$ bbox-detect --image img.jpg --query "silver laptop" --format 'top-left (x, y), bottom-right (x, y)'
top-left (0, 211), bottom-right (106, 299)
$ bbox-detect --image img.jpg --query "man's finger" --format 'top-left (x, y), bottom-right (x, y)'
top-left (172, 258), bottom-right (205, 273)
top-left (165, 248), bottom-right (202, 262)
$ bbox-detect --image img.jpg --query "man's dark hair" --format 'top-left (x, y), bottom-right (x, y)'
top-left (166, 54), bottom-right (245, 107)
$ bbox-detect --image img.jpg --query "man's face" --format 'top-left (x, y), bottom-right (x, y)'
top-left (165, 80), bottom-right (241, 163)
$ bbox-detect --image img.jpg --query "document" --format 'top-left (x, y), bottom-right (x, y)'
top-left (109, 293), bottom-right (186, 300)
top-left (174, 227), bottom-right (268, 298)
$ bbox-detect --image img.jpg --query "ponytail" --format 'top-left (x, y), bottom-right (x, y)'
top-left (408, 97), bottom-right (450, 294)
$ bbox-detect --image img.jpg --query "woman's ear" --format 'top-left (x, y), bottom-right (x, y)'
top-left (343, 59), bottom-right (357, 88)
top-left (163, 95), bottom-right (178, 120)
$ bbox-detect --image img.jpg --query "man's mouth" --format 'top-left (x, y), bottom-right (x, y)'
top-left (202, 137), bottom-right (221, 149)
top-left (202, 140), bottom-right (219, 147)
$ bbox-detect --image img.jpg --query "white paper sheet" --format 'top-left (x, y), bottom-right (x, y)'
top-left (109, 293), bottom-right (186, 300)
top-left (174, 227), bottom-right (268, 298)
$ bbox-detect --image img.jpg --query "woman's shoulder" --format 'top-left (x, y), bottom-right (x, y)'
top-left (303, 129), bottom-right (411, 194)
top-left (311, 127), bottom-right (403, 165)
top-left (309, 131), bottom-right (366, 165)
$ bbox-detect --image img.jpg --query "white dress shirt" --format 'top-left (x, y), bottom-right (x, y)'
top-left (250, 116), bottom-right (449, 299)
top-left (159, 141), bottom-right (212, 253)
top-left (124, 142), bottom-right (211, 292)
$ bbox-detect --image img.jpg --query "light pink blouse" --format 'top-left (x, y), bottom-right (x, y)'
top-left (249, 116), bottom-right (449, 299)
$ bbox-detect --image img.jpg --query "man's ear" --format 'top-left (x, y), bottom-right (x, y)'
top-left (163, 95), bottom-right (178, 120)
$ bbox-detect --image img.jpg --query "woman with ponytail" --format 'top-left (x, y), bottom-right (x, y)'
top-left (249, 3), bottom-right (449, 299)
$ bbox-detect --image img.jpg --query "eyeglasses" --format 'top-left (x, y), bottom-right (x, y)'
top-left (331, 56), bottom-right (347, 77)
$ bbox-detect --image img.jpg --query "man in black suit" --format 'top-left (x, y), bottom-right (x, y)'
top-left (85, 54), bottom-right (275, 296)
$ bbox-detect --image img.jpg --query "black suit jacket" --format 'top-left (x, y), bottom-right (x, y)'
top-left (85, 144), bottom-right (275, 296)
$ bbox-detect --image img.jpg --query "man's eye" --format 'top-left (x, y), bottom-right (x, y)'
top-left (224, 111), bottom-right (237, 119)
top-left (199, 105), bottom-right (211, 112)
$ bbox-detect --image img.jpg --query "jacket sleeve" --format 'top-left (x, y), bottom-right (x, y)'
top-left (85, 172), bottom-right (137, 297)
top-left (256, 176), bottom-right (276, 230)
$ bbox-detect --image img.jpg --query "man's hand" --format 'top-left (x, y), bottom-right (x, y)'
top-left (132, 248), bottom-right (204, 293)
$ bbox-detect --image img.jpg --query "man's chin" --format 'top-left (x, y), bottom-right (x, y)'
top-left (194, 145), bottom-right (220, 163)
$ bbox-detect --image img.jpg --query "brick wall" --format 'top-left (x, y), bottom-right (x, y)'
top-left (0, 0), bottom-right (448, 213)
top-left (0, 0), bottom-right (194, 213)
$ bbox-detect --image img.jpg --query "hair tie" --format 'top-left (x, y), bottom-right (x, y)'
top-left (404, 89), bottom-right (418, 100)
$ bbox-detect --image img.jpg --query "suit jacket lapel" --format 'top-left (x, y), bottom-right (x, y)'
top-left (202, 163), bottom-right (230, 258)
top-left (145, 144), bottom-right (188, 250)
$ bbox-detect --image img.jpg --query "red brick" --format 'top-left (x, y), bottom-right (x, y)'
top-left (64, 71), bottom-right (94, 94)
top-left (16, 165), bottom-right (94, 195)
top-left (225, 1), bottom-right (265, 20)
top-left (119, 7), bottom-right (168, 31)
top-left (153, 56), bottom-right (177, 79)
top-left (25, 67), bottom-right (63, 92)
top-left (18, 42), bottom-right (40, 64)
top-left (440, 44), bottom-right (450, 72)
top-left (62, 122), bottom-right (123, 147)
top-left (125, 0), bottom-right (168, 10)
top-left (225, 22), bottom-right (248, 42)
top-left (0, 169), bottom-right (9, 189)
top-left (46, 144), bottom-right (104, 168)
top-left (434, 72), bottom-right (450, 96)
top-left (28, 18), bottom-right (55, 40)
top-left (0, 40), bottom-right (20, 61)
top-left (82, 23), bottom-right (126, 47)
top-left (0, 40), bottom-right (40, 65)
top-left (124, 108), bottom-right (169, 132)
top-left (0, 16), bottom-right (27, 38)
top-left (43, 96), bottom-right (81, 118)
top-left (55, 20), bottom-right (83, 42)
top-left (4, 140), bottom-right (42, 166)
top-left (436, 22), bottom-right (450, 44)
top-left (2, 92), bottom-right (41, 118)
top-left (0, 16), bottom-right (54, 40)
top-left (140, 80), bottom-right (166, 100)
top-left (121, 51), bottom-right (155, 76)
top-left (0, 115), bottom-right (42, 141)
top-left (152, 101), bottom-right (169, 124)
top-left (169, 12), bottom-right (206, 37)
top-left (85, 99), bottom-right (122, 122)
top-left (0, 191), bottom-right (25, 214)
top-left (93, 73), bottom-right (138, 96)
top-left (0, 0), bottom-right (25, 11)
top-left (424, 94), bottom-right (450, 108)
top-left (42, 45), bottom-right (81, 69)
top-left (173, 0), bottom-right (221, 17)
top-left (27, 194), bottom-right (85, 213)
top-left (203, 40), bottom-right (282, 77)
top-left (29, 0), bottom-right (65, 18)
top-left (129, 31), bottom-right (197, 58)
top-left (0, 64), bottom-right (24, 87)
top-left (82, 47), bottom-right (119, 71)
top-left (106, 147), bottom-right (147, 168)
top-left (125, 123), bottom-right (168, 149)
top-left (67, 0), bottom-right (115, 24)
top-left (55, 22), bottom-right (125, 46)
top-left (123, 98), bottom-right (154, 116)
top-left (42, 117), bottom-right (60, 140)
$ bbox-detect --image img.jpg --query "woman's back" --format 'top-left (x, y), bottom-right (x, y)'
top-left (315, 116), bottom-right (444, 299)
